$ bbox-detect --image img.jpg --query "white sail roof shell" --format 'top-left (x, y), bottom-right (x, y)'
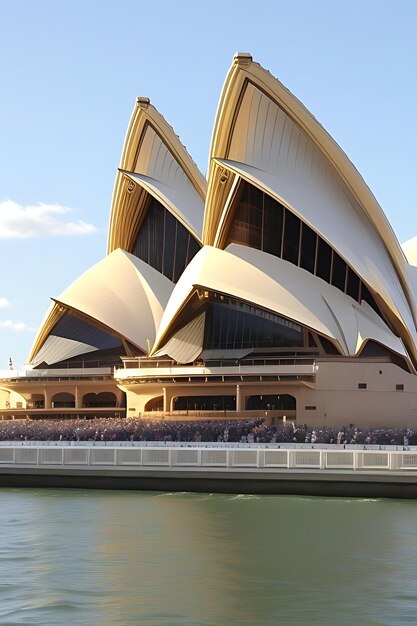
top-left (123, 170), bottom-right (203, 240)
top-left (108, 101), bottom-right (206, 254)
top-left (57, 249), bottom-right (173, 351)
top-left (31, 336), bottom-right (97, 368)
top-left (402, 237), bottom-right (417, 267)
top-left (215, 155), bottom-right (414, 337)
top-left (151, 245), bottom-right (407, 362)
top-left (204, 54), bottom-right (417, 362)
top-left (129, 124), bottom-right (204, 238)
top-left (30, 249), bottom-right (174, 363)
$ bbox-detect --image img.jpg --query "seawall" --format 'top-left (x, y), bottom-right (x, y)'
top-left (1, 443), bottom-right (417, 498)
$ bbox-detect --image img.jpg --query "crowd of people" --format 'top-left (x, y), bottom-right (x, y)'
top-left (0, 417), bottom-right (415, 446)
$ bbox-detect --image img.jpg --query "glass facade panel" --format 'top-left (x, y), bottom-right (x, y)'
top-left (263, 194), bottom-right (283, 257)
top-left (135, 215), bottom-right (149, 267)
top-left (246, 394), bottom-right (296, 410)
top-left (148, 201), bottom-right (164, 273)
top-left (331, 252), bottom-right (347, 291)
top-left (186, 234), bottom-right (200, 266)
top-left (320, 336), bottom-right (340, 355)
top-left (162, 210), bottom-right (176, 279)
top-left (51, 311), bottom-right (122, 350)
top-left (132, 198), bottom-right (201, 282)
top-left (226, 180), bottom-right (384, 320)
top-left (346, 267), bottom-right (360, 301)
top-left (316, 239), bottom-right (332, 282)
top-left (282, 210), bottom-right (300, 264)
top-left (174, 396), bottom-right (236, 411)
top-left (299, 223), bottom-right (317, 273)
top-left (228, 183), bottom-right (263, 249)
top-left (361, 283), bottom-right (379, 313)
top-left (173, 222), bottom-right (188, 283)
top-left (204, 300), bottom-right (304, 350)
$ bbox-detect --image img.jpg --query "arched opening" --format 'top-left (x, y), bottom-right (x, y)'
top-left (0, 388), bottom-right (27, 410)
top-left (246, 394), bottom-right (296, 411)
top-left (145, 396), bottom-right (164, 412)
top-left (173, 396), bottom-right (236, 411)
top-left (82, 392), bottom-right (117, 407)
top-left (0, 388), bottom-right (11, 410)
top-left (30, 394), bottom-right (45, 409)
top-left (51, 392), bottom-right (75, 408)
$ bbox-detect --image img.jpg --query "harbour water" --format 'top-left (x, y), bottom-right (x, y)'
top-left (0, 489), bottom-right (416, 625)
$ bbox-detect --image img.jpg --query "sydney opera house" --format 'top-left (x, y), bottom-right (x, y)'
top-left (2, 52), bottom-right (417, 427)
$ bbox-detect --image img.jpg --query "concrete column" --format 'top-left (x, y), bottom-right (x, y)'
top-left (162, 387), bottom-right (177, 413)
top-left (43, 388), bottom-right (52, 409)
top-left (116, 389), bottom-right (125, 408)
top-left (236, 384), bottom-right (245, 412)
top-left (74, 386), bottom-right (80, 408)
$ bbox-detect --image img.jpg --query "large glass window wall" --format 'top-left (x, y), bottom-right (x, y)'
top-left (133, 198), bottom-right (201, 282)
top-left (227, 181), bottom-right (381, 316)
top-left (204, 295), bottom-right (304, 350)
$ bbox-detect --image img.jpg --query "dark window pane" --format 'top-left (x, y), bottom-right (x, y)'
top-left (320, 336), bottom-right (340, 355)
top-left (346, 267), bottom-right (360, 301)
top-left (132, 199), bottom-right (201, 282)
top-left (300, 223), bottom-right (317, 273)
top-left (147, 201), bottom-right (164, 273)
top-left (316, 238), bottom-right (332, 282)
top-left (163, 210), bottom-right (176, 280)
top-left (361, 283), bottom-right (380, 314)
top-left (173, 223), bottom-right (188, 283)
top-left (262, 194), bottom-right (283, 257)
top-left (51, 311), bottom-right (121, 350)
top-left (134, 218), bottom-right (149, 265)
top-left (331, 252), bottom-right (347, 291)
top-left (204, 300), bottom-right (304, 350)
top-left (246, 185), bottom-right (263, 249)
top-left (174, 396), bottom-right (236, 411)
top-left (228, 182), bottom-right (263, 249)
top-left (282, 209), bottom-right (300, 264)
top-left (247, 395), bottom-right (296, 410)
top-left (186, 235), bottom-right (200, 266)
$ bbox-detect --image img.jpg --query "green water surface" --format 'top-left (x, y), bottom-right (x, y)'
top-left (0, 489), bottom-right (416, 625)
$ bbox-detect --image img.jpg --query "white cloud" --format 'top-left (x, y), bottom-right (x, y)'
top-left (0, 297), bottom-right (10, 308)
top-left (0, 320), bottom-right (36, 332)
top-left (0, 199), bottom-right (96, 239)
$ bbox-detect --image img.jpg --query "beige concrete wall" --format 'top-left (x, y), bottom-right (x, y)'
top-left (3, 358), bottom-right (417, 428)
top-left (0, 387), bottom-right (27, 410)
top-left (123, 386), bottom-right (164, 416)
top-left (288, 360), bottom-right (417, 427)
top-left (121, 382), bottom-right (301, 418)
top-left (119, 359), bottom-right (417, 428)
top-left (0, 380), bottom-right (124, 412)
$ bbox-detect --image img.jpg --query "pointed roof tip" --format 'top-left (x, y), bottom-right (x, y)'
top-left (233, 52), bottom-right (253, 66)
top-left (137, 96), bottom-right (151, 109)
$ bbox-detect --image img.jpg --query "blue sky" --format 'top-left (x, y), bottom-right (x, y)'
top-left (0, 0), bottom-right (416, 368)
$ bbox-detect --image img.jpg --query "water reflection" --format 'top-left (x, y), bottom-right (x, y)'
top-left (0, 490), bottom-right (416, 625)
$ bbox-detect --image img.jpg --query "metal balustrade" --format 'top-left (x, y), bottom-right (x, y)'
top-left (231, 450), bottom-right (258, 467)
top-left (201, 449), bottom-right (228, 466)
top-left (172, 449), bottom-right (200, 466)
top-left (400, 454), bottom-right (417, 469)
top-left (0, 446), bottom-right (417, 473)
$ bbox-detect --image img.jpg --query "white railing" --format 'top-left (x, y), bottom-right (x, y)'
top-left (0, 445), bottom-right (417, 472)
top-left (0, 367), bottom-right (112, 380)
top-left (114, 364), bottom-right (316, 380)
